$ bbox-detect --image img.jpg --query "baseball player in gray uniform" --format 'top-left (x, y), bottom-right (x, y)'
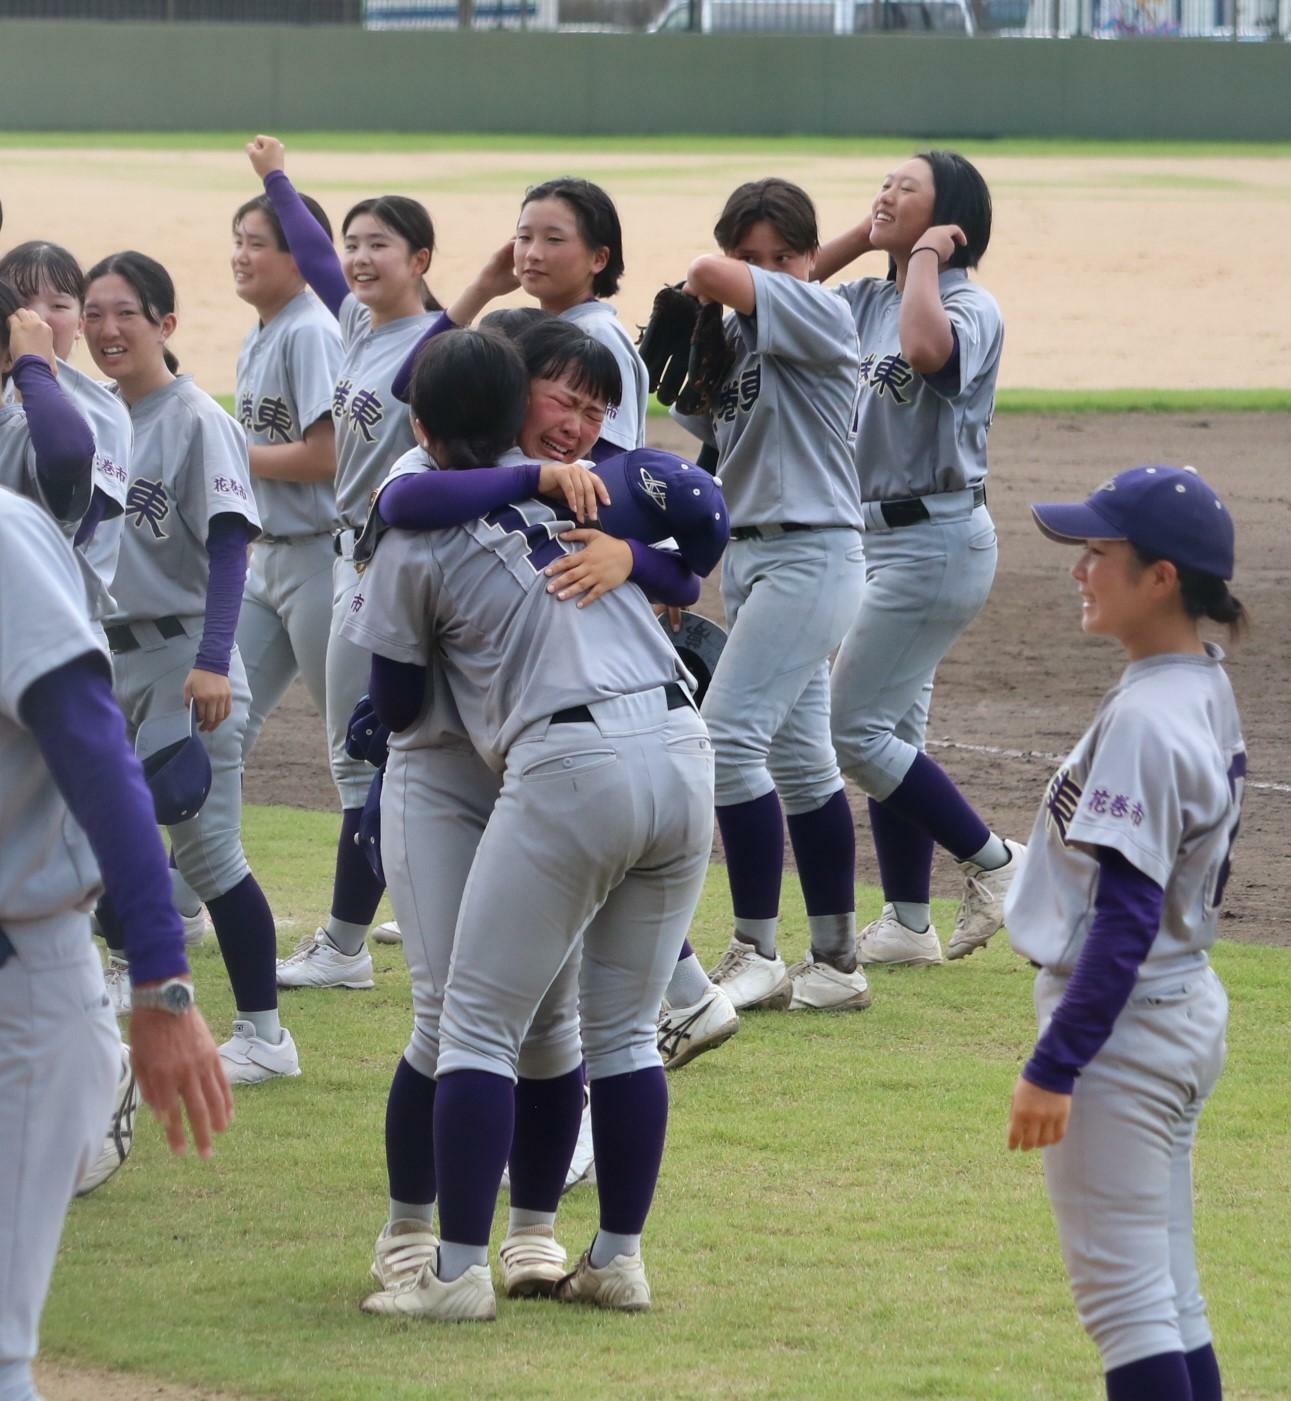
top-left (0, 243), bottom-right (131, 641)
top-left (82, 251), bottom-right (298, 1085)
top-left (1004, 465), bottom-right (1243, 1401)
top-left (245, 136), bottom-right (441, 983)
top-left (672, 178), bottom-right (868, 1015)
top-left (345, 330), bottom-right (714, 1321)
top-left (0, 485), bottom-right (230, 1401)
top-left (815, 150), bottom-right (1023, 967)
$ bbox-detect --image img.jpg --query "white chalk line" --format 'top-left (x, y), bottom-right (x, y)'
top-left (926, 739), bottom-right (1291, 796)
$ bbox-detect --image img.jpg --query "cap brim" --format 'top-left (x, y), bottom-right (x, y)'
top-left (1030, 501), bottom-right (1126, 546)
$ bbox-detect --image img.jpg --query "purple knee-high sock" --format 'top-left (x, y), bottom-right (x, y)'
top-left (331, 806), bottom-right (385, 926)
top-left (433, 1069), bottom-right (514, 1248)
top-left (1185, 1344), bottom-right (1221, 1401)
top-left (785, 789), bottom-right (855, 916)
top-left (385, 1056), bottom-right (437, 1206)
top-left (881, 753), bottom-right (990, 862)
top-left (716, 790), bottom-right (785, 920)
top-left (207, 874), bottom-right (278, 1013)
top-left (590, 1067), bottom-right (668, 1236)
top-left (509, 1067), bottom-right (586, 1213)
top-left (1105, 1351), bottom-right (1192, 1401)
top-left (868, 797), bottom-right (935, 903)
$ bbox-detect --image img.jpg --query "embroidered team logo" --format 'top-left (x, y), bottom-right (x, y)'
top-left (638, 466), bottom-right (668, 512)
top-left (858, 353), bottom-right (914, 405)
top-left (1044, 767), bottom-right (1082, 841)
top-left (126, 478), bottom-right (171, 541)
top-left (333, 379), bottom-right (384, 444)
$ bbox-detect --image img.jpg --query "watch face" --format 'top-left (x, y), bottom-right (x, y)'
top-left (161, 982), bottom-right (194, 1014)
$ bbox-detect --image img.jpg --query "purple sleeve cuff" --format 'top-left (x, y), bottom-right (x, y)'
top-left (380, 463), bottom-right (542, 530)
top-left (11, 355), bottom-right (95, 523)
top-left (626, 540), bottom-right (701, 607)
top-left (20, 655), bottom-right (189, 984)
top-left (195, 514), bottom-right (251, 676)
top-left (391, 311), bottom-right (457, 403)
top-left (369, 653), bottom-right (425, 733)
top-left (1023, 848), bottom-right (1164, 1094)
top-left (263, 170), bottom-right (349, 318)
top-left (73, 488), bottom-right (111, 549)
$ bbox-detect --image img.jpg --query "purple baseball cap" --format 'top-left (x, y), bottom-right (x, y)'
top-left (1031, 465), bottom-right (1234, 581)
top-left (135, 703), bottom-right (212, 827)
top-left (594, 448), bottom-right (729, 577)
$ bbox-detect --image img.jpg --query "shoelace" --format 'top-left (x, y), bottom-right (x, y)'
top-left (956, 873), bottom-right (994, 927)
top-left (710, 946), bottom-right (749, 980)
top-left (284, 932), bottom-right (320, 962)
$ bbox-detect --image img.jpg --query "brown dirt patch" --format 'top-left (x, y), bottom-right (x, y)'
top-left (37, 1362), bottom-right (248, 1401)
top-left (244, 410), bottom-right (1290, 944)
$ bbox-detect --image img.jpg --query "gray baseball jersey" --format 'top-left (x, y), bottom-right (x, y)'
top-left (834, 269), bottom-right (1002, 501)
top-left (342, 493), bottom-right (691, 770)
top-left (1006, 646), bottom-right (1245, 976)
top-left (560, 300), bottom-right (648, 451)
top-left (672, 267), bottom-right (863, 530)
top-left (108, 376), bottom-right (260, 626)
top-left (0, 488), bottom-right (105, 922)
top-left (236, 288), bottom-right (342, 536)
top-left (332, 294), bottom-right (436, 530)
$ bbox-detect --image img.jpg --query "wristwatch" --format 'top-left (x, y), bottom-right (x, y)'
top-left (131, 978), bottom-right (196, 1015)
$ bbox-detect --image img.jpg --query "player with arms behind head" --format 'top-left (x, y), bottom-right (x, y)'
top-left (1005, 465), bottom-right (1244, 1401)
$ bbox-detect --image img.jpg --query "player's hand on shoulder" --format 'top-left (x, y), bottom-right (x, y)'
top-left (547, 530), bottom-right (633, 607)
top-left (246, 134), bottom-right (287, 178)
top-left (184, 668), bottom-right (233, 732)
top-left (7, 308), bottom-right (56, 372)
top-left (130, 1002), bottom-right (233, 1160)
top-left (537, 460), bottom-right (610, 524)
top-left (911, 225), bottom-right (966, 266)
top-left (1006, 1074), bottom-right (1072, 1152)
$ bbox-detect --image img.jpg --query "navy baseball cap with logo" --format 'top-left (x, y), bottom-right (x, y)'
top-left (135, 703), bottom-right (212, 826)
top-left (1031, 465), bottom-right (1234, 581)
top-left (593, 448), bottom-right (730, 577)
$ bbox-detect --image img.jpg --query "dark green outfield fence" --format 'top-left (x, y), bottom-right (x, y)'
top-left (1, 21), bottom-right (1289, 138)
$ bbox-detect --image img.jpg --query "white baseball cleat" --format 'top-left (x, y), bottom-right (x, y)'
top-left (276, 929), bottom-right (374, 990)
top-left (180, 908), bottom-right (208, 948)
top-left (947, 839), bottom-right (1027, 960)
top-left (371, 1218), bottom-right (440, 1291)
top-left (499, 1225), bottom-right (569, 1298)
top-left (76, 1045), bottom-right (139, 1197)
top-left (707, 936), bottom-right (790, 1011)
top-left (553, 1248), bottom-right (652, 1312)
top-left (361, 1260), bottom-right (496, 1321)
top-left (783, 954), bottom-right (873, 1010)
top-left (371, 920), bottom-right (403, 945)
top-left (103, 954), bottom-right (132, 1015)
top-left (563, 1096), bottom-right (596, 1193)
top-left (857, 907), bottom-right (944, 967)
top-left (657, 986), bottom-right (740, 1069)
top-left (218, 1022), bottom-right (301, 1085)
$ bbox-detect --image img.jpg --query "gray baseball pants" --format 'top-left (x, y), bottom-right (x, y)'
top-left (1036, 964), bottom-right (1228, 1371)
top-left (437, 688), bottom-right (714, 1084)
top-left (831, 494), bottom-right (996, 799)
top-left (0, 915), bottom-right (118, 1393)
top-left (327, 540), bottom-right (382, 810)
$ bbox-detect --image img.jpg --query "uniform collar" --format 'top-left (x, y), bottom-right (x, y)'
top-left (1122, 641), bottom-right (1225, 683)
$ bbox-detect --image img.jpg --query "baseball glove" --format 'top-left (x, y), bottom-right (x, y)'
top-left (675, 300), bottom-right (735, 418)
top-left (638, 284), bottom-right (698, 406)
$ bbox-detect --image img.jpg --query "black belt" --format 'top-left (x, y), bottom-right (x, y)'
top-left (260, 531), bottom-right (328, 545)
top-left (879, 483), bottom-right (986, 529)
top-left (551, 682), bottom-right (693, 726)
top-left (730, 523), bottom-right (820, 542)
top-left (105, 616), bottom-right (187, 655)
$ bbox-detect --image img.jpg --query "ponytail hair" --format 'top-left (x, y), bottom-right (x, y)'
top-left (342, 196), bottom-right (441, 311)
top-left (85, 250), bottom-right (180, 372)
top-left (1132, 546), bottom-right (1250, 642)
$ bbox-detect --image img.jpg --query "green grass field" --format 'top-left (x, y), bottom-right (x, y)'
top-left (41, 805), bottom-right (1291, 1401)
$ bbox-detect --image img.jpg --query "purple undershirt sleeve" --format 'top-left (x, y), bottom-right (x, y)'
top-left (1023, 847), bottom-right (1165, 1095)
top-left (379, 463), bottom-right (541, 530)
top-left (20, 655), bottom-right (189, 984)
top-left (195, 514), bottom-right (252, 676)
top-left (391, 312), bottom-right (457, 403)
top-left (369, 653), bottom-right (425, 733)
top-left (72, 488), bottom-right (111, 549)
top-left (263, 169), bottom-right (350, 319)
top-left (11, 355), bottom-right (95, 523)
top-left (626, 540), bottom-right (701, 607)
top-left (921, 327), bottom-right (962, 397)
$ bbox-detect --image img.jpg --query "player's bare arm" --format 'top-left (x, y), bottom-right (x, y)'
top-left (684, 254), bottom-right (756, 314)
top-left (248, 414), bottom-right (336, 483)
top-left (899, 224), bottom-right (964, 372)
top-left (446, 239), bottom-right (522, 327)
top-left (813, 215), bottom-right (875, 283)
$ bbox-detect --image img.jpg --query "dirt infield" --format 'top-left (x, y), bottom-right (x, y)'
top-left (3, 144), bottom-right (1291, 393)
top-left (242, 410), bottom-right (1289, 944)
top-left (36, 1363), bottom-right (248, 1401)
